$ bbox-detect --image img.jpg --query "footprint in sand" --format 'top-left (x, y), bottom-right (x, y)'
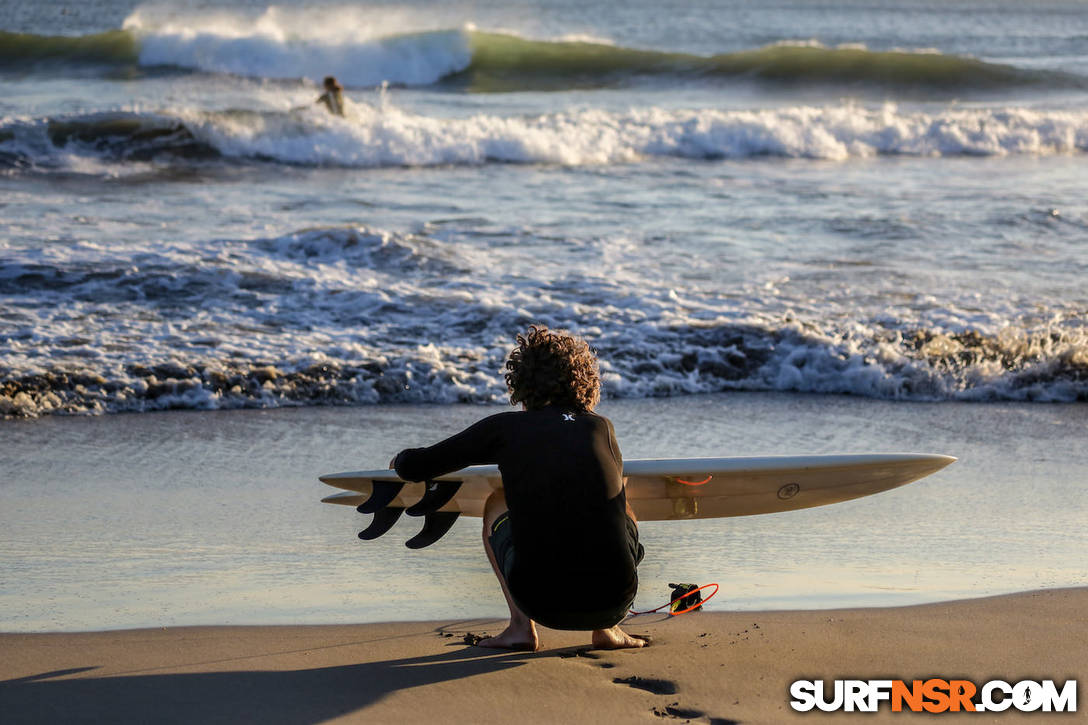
top-left (612, 675), bottom-right (678, 695)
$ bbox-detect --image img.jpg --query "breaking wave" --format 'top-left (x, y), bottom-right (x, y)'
top-left (4, 103), bottom-right (1088, 173)
top-left (2, 226), bottom-right (1085, 418)
top-left (2, 25), bottom-right (1083, 93)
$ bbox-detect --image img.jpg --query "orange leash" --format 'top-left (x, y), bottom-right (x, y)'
top-left (629, 582), bottom-right (720, 616)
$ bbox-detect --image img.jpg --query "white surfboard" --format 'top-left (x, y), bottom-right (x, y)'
top-left (320, 453), bottom-right (954, 548)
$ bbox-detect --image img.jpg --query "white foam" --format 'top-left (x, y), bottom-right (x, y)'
top-left (555, 33), bottom-right (616, 46)
top-left (125, 6), bottom-right (474, 87)
top-left (168, 103), bottom-right (1088, 168)
top-left (2, 222), bottom-right (1085, 418)
top-left (768, 40), bottom-right (944, 55)
top-left (120, 6), bottom-right (628, 87)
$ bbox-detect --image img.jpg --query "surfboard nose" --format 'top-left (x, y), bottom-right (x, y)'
top-left (923, 454), bottom-right (957, 469)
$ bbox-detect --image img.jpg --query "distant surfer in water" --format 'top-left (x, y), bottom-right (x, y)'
top-left (316, 76), bottom-right (345, 116)
top-left (391, 326), bottom-right (647, 651)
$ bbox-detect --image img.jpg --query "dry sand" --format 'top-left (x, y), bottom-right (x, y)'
top-left (1, 588), bottom-right (1083, 724)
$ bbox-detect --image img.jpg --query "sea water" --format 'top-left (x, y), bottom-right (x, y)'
top-left (1, 0), bottom-right (1086, 631)
top-left (2, 0), bottom-right (1086, 416)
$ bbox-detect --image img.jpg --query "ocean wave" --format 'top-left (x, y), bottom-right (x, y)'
top-left (3, 315), bottom-right (1084, 419)
top-left (456, 32), bottom-right (1079, 92)
top-left (0, 30), bottom-right (138, 67)
top-left (3, 25), bottom-right (1083, 94)
top-left (1, 226), bottom-right (1085, 418)
top-left (5, 103), bottom-right (1088, 172)
top-left (137, 27), bottom-right (472, 87)
top-left (0, 112), bottom-right (219, 171)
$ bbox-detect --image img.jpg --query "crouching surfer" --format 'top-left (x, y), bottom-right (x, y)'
top-left (390, 326), bottom-right (648, 651)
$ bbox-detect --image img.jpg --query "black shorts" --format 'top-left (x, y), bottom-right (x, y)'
top-left (488, 512), bottom-right (644, 631)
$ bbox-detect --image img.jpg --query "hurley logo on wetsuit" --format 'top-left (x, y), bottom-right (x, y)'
top-left (562, 413), bottom-right (576, 421)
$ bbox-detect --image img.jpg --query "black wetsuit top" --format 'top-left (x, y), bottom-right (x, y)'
top-left (394, 406), bottom-right (638, 614)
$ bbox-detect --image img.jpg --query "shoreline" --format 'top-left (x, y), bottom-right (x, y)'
top-left (3, 587), bottom-right (1084, 723)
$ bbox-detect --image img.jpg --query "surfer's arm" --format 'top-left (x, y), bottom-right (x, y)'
top-left (392, 414), bottom-right (507, 482)
top-left (622, 478), bottom-right (637, 523)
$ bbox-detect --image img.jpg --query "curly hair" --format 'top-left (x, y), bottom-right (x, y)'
top-left (505, 326), bottom-right (601, 412)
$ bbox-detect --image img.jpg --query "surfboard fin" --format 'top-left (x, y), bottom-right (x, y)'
top-left (406, 480), bottom-right (462, 516)
top-left (358, 506), bottom-right (404, 540)
top-left (405, 511), bottom-right (460, 549)
top-left (356, 481), bottom-right (404, 514)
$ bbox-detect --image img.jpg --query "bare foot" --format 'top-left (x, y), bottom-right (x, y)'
top-left (476, 621), bottom-right (540, 651)
top-left (591, 625), bottom-right (650, 650)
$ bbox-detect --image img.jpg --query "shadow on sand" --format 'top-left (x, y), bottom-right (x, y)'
top-left (1, 639), bottom-right (547, 724)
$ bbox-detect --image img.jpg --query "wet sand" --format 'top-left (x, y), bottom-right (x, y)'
top-left (2, 588), bottom-right (1084, 724)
